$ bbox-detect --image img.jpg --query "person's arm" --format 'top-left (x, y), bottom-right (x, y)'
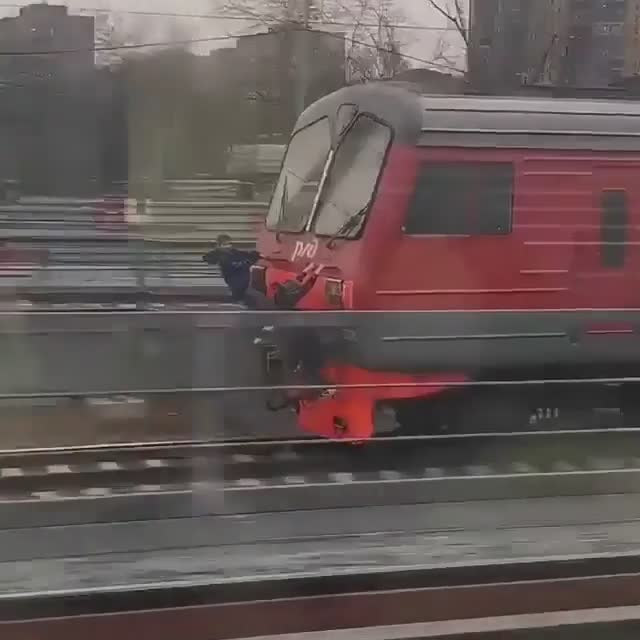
top-left (202, 249), bottom-right (219, 264)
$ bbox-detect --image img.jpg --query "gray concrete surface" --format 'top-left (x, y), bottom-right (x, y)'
top-left (2, 493), bottom-right (639, 562)
top-left (2, 511), bottom-right (640, 595)
top-left (0, 265), bottom-right (226, 294)
top-left (0, 303), bottom-right (300, 446)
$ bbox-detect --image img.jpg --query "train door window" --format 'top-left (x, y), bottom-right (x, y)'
top-left (266, 117), bottom-right (331, 232)
top-left (405, 162), bottom-right (514, 236)
top-left (600, 189), bottom-right (628, 268)
top-left (313, 115), bottom-right (391, 237)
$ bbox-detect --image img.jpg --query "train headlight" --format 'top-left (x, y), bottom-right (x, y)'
top-left (250, 265), bottom-right (267, 294)
top-left (325, 278), bottom-right (344, 308)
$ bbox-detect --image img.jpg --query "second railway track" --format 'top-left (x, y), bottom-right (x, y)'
top-left (2, 430), bottom-right (640, 514)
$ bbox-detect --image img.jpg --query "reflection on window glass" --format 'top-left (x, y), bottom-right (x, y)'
top-left (314, 115), bottom-right (391, 237)
top-left (266, 118), bottom-right (331, 232)
top-left (405, 163), bottom-right (513, 236)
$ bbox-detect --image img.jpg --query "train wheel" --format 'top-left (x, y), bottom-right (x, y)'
top-left (394, 388), bottom-right (533, 436)
top-left (394, 395), bottom-right (462, 436)
top-left (454, 389), bottom-right (533, 434)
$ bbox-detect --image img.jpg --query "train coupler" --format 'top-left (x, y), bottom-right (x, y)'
top-left (297, 390), bottom-right (376, 440)
top-left (265, 386), bottom-right (337, 413)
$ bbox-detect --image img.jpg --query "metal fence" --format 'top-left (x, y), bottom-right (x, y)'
top-left (0, 185), bottom-right (269, 292)
top-left (163, 179), bottom-right (256, 201)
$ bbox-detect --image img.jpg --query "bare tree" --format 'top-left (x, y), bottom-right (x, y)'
top-left (213, 0), bottom-right (411, 81)
top-left (337, 0), bottom-right (411, 81)
top-left (425, 0), bottom-right (468, 74)
top-left (94, 11), bottom-right (196, 67)
top-left (214, 0), bottom-right (326, 31)
top-left (94, 13), bottom-right (130, 67)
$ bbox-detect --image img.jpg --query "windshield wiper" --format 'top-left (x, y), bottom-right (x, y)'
top-left (275, 173), bottom-right (288, 242)
top-left (278, 174), bottom-right (288, 224)
top-left (326, 206), bottom-right (367, 249)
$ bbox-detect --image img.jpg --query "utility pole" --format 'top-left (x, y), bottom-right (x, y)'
top-left (293, 0), bottom-right (311, 117)
top-left (377, 12), bottom-right (384, 77)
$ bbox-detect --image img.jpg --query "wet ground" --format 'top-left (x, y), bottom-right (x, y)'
top-left (0, 299), bottom-right (302, 448)
top-left (0, 394), bottom-right (300, 449)
top-left (4, 515), bottom-right (640, 595)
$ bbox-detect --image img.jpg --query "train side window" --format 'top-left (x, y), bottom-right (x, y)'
top-left (405, 162), bottom-right (514, 236)
top-left (600, 189), bottom-right (628, 268)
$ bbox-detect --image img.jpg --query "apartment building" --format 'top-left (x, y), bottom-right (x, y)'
top-left (524, 0), bottom-right (571, 85)
top-left (0, 4), bottom-right (98, 195)
top-left (468, 0), bottom-right (531, 91)
top-left (564, 0), bottom-right (626, 87)
top-left (625, 0), bottom-right (640, 75)
top-left (470, 0), bottom-right (629, 90)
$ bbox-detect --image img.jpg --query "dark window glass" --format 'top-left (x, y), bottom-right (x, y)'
top-left (266, 117), bottom-right (331, 232)
top-left (313, 115), bottom-right (391, 237)
top-left (405, 162), bottom-right (514, 236)
top-left (601, 189), bottom-right (628, 268)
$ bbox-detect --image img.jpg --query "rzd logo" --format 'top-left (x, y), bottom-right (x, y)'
top-left (291, 238), bottom-right (319, 261)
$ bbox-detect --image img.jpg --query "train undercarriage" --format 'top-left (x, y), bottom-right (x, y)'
top-left (248, 275), bottom-right (640, 440)
top-left (258, 332), bottom-right (640, 440)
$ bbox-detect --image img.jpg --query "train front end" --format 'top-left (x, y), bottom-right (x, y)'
top-left (248, 85), bottom-right (459, 440)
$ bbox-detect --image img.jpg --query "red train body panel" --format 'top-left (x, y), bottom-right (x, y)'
top-left (251, 83), bottom-right (640, 439)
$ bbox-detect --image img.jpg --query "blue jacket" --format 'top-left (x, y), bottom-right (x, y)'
top-left (203, 247), bottom-right (260, 300)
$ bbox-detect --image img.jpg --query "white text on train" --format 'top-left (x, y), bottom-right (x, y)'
top-left (291, 239), bottom-right (319, 261)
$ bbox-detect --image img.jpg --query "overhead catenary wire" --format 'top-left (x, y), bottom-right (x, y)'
top-left (0, 33), bottom-right (248, 55)
top-left (213, 3), bottom-right (466, 75)
top-left (308, 25), bottom-right (462, 72)
top-left (0, 2), bottom-right (463, 32)
top-left (0, 22), bottom-right (463, 74)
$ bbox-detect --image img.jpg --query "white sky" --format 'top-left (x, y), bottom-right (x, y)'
top-left (0, 0), bottom-right (466, 70)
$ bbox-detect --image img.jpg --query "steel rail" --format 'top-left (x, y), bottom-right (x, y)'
top-left (0, 439), bottom-right (208, 457)
top-left (2, 464), bottom-right (640, 529)
top-left (1, 290), bottom-right (228, 304)
top-left (2, 428), bottom-right (640, 481)
top-left (3, 427), bottom-right (640, 457)
top-left (246, 607), bottom-right (640, 639)
top-left (2, 556), bottom-right (640, 639)
top-left (6, 376), bottom-right (640, 400)
top-left (2, 429), bottom-right (640, 514)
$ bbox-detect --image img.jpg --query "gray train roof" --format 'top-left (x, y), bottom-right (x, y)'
top-left (295, 83), bottom-right (640, 151)
top-left (418, 94), bottom-right (640, 151)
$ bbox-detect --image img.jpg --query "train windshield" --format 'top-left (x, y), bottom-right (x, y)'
top-left (266, 117), bottom-right (331, 232)
top-left (313, 115), bottom-right (391, 238)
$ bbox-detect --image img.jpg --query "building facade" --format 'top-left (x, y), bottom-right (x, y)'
top-left (523, 0), bottom-right (571, 86)
top-left (470, 0), bottom-right (630, 91)
top-left (563, 0), bottom-right (626, 87)
top-left (0, 4), bottom-right (98, 196)
top-left (468, 0), bottom-right (531, 92)
top-left (625, 0), bottom-right (640, 76)
top-left (231, 27), bottom-right (346, 142)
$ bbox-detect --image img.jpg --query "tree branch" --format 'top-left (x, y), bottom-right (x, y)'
top-left (425, 0), bottom-right (468, 46)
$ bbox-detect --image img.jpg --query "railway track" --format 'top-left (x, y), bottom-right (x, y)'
top-left (2, 301), bottom-right (236, 312)
top-left (4, 554), bottom-right (640, 639)
top-left (2, 430), bottom-right (640, 515)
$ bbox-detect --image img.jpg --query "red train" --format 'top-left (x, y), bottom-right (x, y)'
top-left (249, 82), bottom-right (640, 439)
